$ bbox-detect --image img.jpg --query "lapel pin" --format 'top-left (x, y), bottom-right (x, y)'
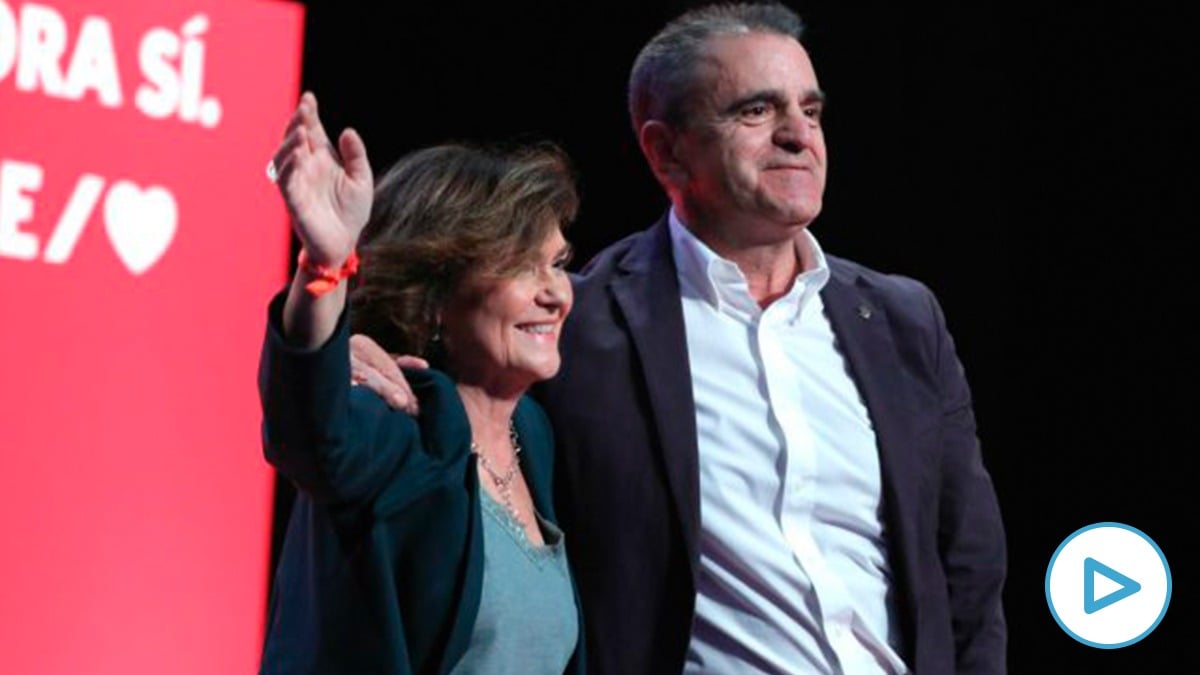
top-left (857, 304), bottom-right (872, 320)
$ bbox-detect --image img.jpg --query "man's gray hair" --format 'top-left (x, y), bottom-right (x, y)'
top-left (628, 2), bottom-right (805, 133)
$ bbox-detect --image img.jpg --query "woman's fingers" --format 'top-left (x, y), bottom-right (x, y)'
top-left (301, 92), bottom-right (336, 155)
top-left (338, 127), bottom-right (371, 186)
top-left (271, 126), bottom-right (308, 182)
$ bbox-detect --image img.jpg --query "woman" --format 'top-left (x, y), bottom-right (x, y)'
top-left (259, 92), bottom-right (583, 674)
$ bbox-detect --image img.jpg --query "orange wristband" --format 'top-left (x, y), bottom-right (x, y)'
top-left (297, 249), bottom-right (360, 296)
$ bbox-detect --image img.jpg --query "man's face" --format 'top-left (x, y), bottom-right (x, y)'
top-left (671, 31), bottom-right (826, 244)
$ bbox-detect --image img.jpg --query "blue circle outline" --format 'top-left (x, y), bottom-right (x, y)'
top-left (1044, 521), bottom-right (1172, 649)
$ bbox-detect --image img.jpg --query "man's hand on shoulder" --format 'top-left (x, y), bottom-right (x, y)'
top-left (349, 334), bottom-right (427, 416)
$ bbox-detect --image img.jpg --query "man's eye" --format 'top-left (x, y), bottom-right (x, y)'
top-left (741, 103), bottom-right (770, 119)
top-left (803, 104), bottom-right (823, 120)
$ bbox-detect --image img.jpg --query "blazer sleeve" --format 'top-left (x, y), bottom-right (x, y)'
top-left (927, 289), bottom-right (1008, 673)
top-left (257, 291), bottom-right (417, 505)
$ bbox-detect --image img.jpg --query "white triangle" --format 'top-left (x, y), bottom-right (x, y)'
top-left (1093, 570), bottom-right (1123, 599)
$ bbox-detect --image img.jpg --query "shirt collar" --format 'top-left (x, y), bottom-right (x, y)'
top-left (668, 207), bottom-right (831, 323)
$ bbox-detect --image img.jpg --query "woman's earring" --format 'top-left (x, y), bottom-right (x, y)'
top-left (426, 321), bottom-right (445, 366)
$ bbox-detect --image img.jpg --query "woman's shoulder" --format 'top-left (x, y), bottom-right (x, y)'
top-left (406, 370), bottom-right (551, 457)
top-left (359, 368), bottom-right (474, 515)
top-left (405, 368), bottom-right (473, 462)
top-left (514, 394), bottom-right (552, 437)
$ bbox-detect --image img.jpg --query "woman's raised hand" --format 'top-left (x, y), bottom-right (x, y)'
top-left (271, 91), bottom-right (373, 267)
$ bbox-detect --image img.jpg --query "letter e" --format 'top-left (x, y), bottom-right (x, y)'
top-left (0, 160), bottom-right (44, 261)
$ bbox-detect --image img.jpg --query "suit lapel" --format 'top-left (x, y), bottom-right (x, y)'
top-left (609, 218), bottom-right (701, 578)
top-left (821, 260), bottom-right (924, 652)
top-left (513, 400), bottom-right (555, 520)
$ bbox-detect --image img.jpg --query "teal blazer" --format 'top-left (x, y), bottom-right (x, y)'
top-left (258, 295), bottom-right (585, 674)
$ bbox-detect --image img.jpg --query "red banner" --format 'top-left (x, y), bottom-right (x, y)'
top-left (0, 0), bottom-right (304, 672)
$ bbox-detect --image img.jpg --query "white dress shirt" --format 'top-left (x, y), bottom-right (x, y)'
top-left (671, 211), bottom-right (908, 675)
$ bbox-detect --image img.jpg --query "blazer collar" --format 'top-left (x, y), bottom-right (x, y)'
top-left (820, 261), bottom-right (924, 656)
top-left (611, 215), bottom-right (702, 580)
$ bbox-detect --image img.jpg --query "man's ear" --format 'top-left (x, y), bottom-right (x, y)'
top-left (639, 120), bottom-right (688, 191)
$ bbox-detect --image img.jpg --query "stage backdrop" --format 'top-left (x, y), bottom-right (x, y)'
top-left (0, 0), bottom-right (303, 672)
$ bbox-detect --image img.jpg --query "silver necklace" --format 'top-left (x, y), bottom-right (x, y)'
top-left (472, 421), bottom-right (524, 525)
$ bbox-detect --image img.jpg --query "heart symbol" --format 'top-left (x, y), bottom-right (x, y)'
top-left (103, 181), bottom-right (177, 275)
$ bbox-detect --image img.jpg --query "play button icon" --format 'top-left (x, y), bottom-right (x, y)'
top-left (1084, 557), bottom-right (1140, 613)
top-left (1046, 523), bottom-right (1171, 648)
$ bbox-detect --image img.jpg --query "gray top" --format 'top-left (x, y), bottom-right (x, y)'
top-left (448, 491), bottom-right (579, 674)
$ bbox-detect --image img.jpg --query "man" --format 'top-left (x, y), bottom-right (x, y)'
top-left (353, 3), bottom-right (1006, 673)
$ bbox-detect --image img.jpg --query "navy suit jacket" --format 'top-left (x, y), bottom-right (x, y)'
top-left (538, 217), bottom-right (1006, 674)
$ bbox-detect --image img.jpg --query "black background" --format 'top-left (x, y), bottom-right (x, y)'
top-left (284, 2), bottom-right (1196, 671)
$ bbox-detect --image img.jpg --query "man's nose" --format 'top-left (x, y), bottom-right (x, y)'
top-left (773, 107), bottom-right (815, 153)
